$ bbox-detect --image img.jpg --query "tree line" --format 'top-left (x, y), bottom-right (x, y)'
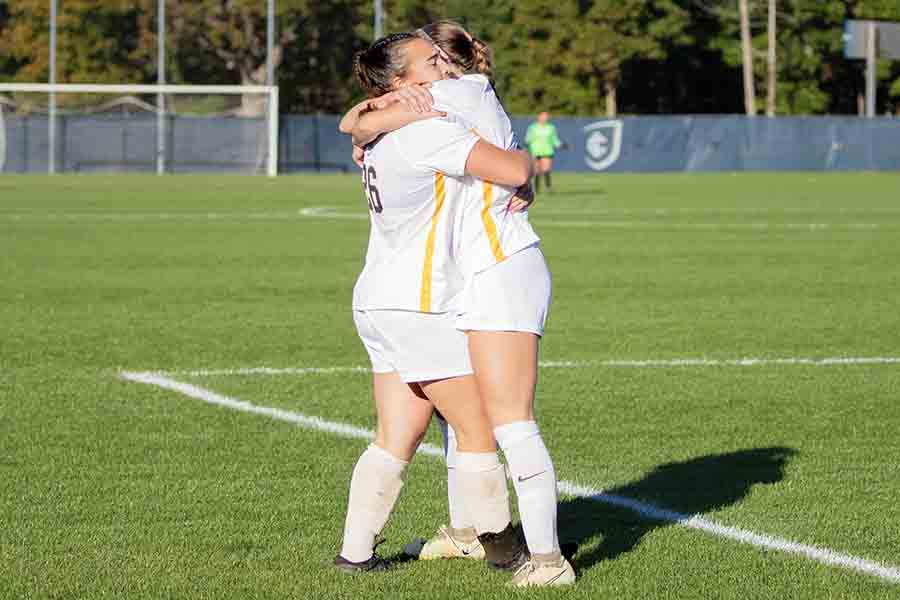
top-left (1, 0), bottom-right (899, 116)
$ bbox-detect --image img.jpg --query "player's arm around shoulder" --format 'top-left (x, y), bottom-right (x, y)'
top-left (352, 103), bottom-right (442, 147)
top-left (344, 86), bottom-right (443, 147)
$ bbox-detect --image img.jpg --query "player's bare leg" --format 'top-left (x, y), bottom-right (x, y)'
top-left (403, 414), bottom-right (487, 560)
top-left (372, 373), bottom-right (434, 460)
top-left (467, 331), bottom-right (575, 586)
top-left (541, 158), bottom-right (553, 192)
top-left (413, 375), bottom-right (528, 571)
top-left (533, 158), bottom-right (544, 193)
top-left (336, 372), bottom-right (432, 573)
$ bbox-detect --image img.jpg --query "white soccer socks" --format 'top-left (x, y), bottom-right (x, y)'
top-left (339, 443), bottom-right (408, 563)
top-left (437, 416), bottom-right (479, 541)
top-left (494, 420), bottom-right (561, 561)
top-left (455, 451), bottom-right (513, 535)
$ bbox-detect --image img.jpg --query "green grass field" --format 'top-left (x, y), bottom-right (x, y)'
top-left (2, 172), bottom-right (900, 599)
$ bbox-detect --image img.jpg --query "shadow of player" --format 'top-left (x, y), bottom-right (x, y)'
top-left (557, 446), bottom-right (797, 572)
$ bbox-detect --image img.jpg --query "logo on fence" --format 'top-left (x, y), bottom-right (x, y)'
top-left (584, 120), bottom-right (623, 171)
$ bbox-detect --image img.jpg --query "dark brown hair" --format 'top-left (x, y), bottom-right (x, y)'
top-left (420, 20), bottom-right (493, 80)
top-left (354, 32), bottom-right (419, 98)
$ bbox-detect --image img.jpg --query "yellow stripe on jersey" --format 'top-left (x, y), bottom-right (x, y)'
top-left (480, 181), bottom-right (506, 263)
top-left (420, 172), bottom-right (446, 312)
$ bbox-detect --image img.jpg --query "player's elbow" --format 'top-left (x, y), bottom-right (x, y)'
top-left (338, 112), bottom-right (356, 134)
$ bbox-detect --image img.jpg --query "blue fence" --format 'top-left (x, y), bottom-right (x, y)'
top-left (515, 116), bottom-right (900, 173)
top-left (1, 113), bottom-right (898, 174)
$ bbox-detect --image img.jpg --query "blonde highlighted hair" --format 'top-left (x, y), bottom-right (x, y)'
top-left (419, 20), bottom-right (493, 80)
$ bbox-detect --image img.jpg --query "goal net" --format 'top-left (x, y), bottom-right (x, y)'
top-left (0, 84), bottom-right (279, 176)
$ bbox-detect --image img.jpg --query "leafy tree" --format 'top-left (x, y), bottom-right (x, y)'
top-left (375, 1), bottom-right (587, 115)
top-left (622, 2), bottom-right (743, 114)
top-left (571, 0), bottom-right (691, 115)
top-left (0, 1), bottom-right (16, 77)
top-left (1, 0), bottom-right (898, 115)
top-left (155, 0), bottom-right (368, 114)
top-left (0, 0), bottom-right (150, 85)
top-left (703, 0), bottom-right (900, 114)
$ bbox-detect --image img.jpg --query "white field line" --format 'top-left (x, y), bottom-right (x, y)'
top-left (297, 207), bottom-right (368, 220)
top-left (534, 220), bottom-right (883, 230)
top-left (156, 356), bottom-right (900, 378)
top-left (293, 209), bottom-right (885, 230)
top-left (536, 207), bottom-right (900, 215)
top-left (120, 370), bottom-right (900, 585)
top-left (1, 211), bottom-right (306, 222)
top-left (4, 208), bottom-right (890, 230)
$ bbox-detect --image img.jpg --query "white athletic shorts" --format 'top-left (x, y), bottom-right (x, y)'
top-left (353, 309), bottom-right (473, 383)
top-left (456, 244), bottom-right (552, 336)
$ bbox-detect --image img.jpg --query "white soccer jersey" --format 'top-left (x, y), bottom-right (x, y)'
top-left (430, 74), bottom-right (541, 278)
top-left (351, 118), bottom-right (479, 313)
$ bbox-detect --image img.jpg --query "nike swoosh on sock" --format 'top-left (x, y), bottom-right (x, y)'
top-left (517, 470), bottom-right (546, 483)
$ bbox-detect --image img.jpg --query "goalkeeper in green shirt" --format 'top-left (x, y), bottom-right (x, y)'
top-left (525, 112), bottom-right (564, 193)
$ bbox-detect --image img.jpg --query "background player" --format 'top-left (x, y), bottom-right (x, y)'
top-left (525, 111), bottom-right (564, 194)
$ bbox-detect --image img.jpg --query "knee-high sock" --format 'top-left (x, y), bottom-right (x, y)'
top-left (340, 443), bottom-right (407, 562)
top-left (534, 173), bottom-right (542, 193)
top-left (494, 421), bottom-right (560, 559)
top-left (437, 416), bottom-right (476, 536)
top-left (544, 171), bottom-right (552, 189)
top-left (455, 451), bottom-right (512, 535)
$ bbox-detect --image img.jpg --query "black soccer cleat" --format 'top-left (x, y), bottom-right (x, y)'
top-left (560, 541), bottom-right (579, 561)
top-left (478, 522), bottom-right (530, 572)
top-left (333, 553), bottom-right (393, 574)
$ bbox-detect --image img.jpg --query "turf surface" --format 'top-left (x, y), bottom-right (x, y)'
top-left (2, 173), bottom-right (899, 599)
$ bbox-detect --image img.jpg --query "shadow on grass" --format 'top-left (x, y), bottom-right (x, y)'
top-left (558, 446), bottom-right (797, 573)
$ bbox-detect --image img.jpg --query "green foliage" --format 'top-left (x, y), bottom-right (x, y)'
top-left (704, 0), bottom-right (900, 115)
top-left (1, 1), bottom-right (899, 114)
top-left (0, 0), bottom-right (150, 84)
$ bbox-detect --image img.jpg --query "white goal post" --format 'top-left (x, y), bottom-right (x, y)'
top-left (0, 83), bottom-right (279, 177)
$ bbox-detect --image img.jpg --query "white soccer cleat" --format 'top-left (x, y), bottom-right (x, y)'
top-left (403, 525), bottom-right (486, 560)
top-left (508, 557), bottom-right (576, 587)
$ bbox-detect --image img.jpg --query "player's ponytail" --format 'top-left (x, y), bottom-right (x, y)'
top-left (420, 20), bottom-right (494, 81)
top-left (470, 37), bottom-right (494, 80)
top-left (354, 32), bottom-right (418, 98)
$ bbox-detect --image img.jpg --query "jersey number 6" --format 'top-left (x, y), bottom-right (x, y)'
top-left (363, 166), bottom-right (383, 214)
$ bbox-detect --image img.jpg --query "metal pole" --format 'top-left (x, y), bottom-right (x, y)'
top-left (866, 21), bottom-right (877, 118)
top-left (157, 0), bottom-right (165, 174)
top-left (268, 87), bottom-right (279, 177)
top-left (267, 0), bottom-right (275, 86)
top-left (48, 0), bottom-right (57, 174)
top-left (374, 0), bottom-right (383, 40)
top-left (738, 0), bottom-right (756, 116)
top-left (266, 0), bottom-right (277, 176)
top-left (766, 0), bottom-right (777, 117)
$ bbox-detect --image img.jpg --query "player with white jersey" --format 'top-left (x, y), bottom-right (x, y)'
top-left (428, 73), bottom-right (543, 297)
top-left (342, 21), bottom-right (573, 588)
top-left (335, 32), bottom-right (534, 578)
